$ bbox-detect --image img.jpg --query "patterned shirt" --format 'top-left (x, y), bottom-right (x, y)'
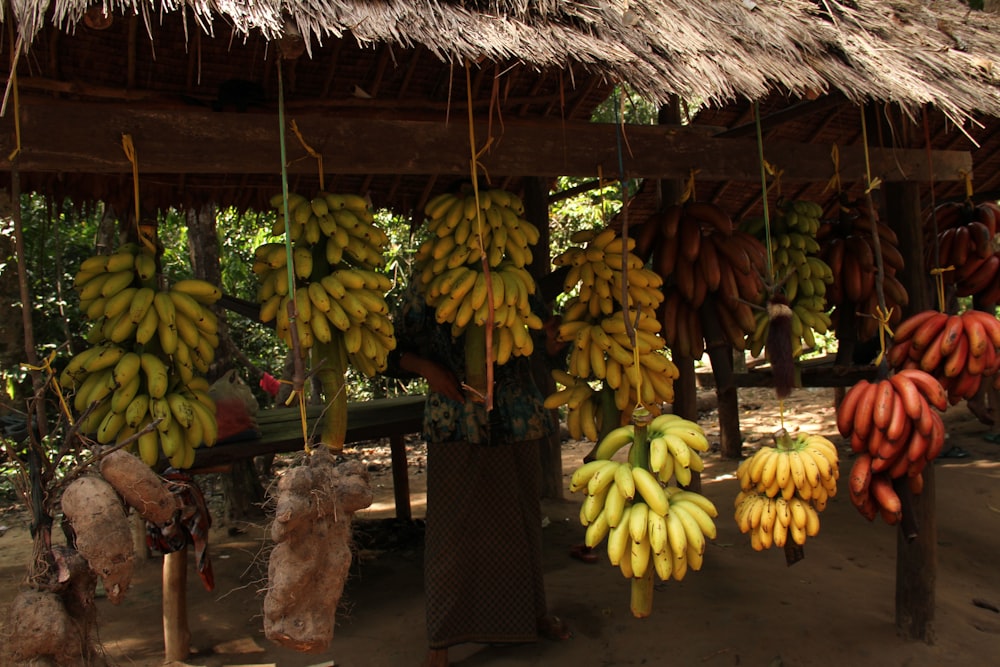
top-left (387, 281), bottom-right (554, 446)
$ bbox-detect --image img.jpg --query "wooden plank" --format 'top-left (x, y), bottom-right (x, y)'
top-left (0, 99), bottom-right (972, 183)
top-left (192, 395), bottom-right (425, 469)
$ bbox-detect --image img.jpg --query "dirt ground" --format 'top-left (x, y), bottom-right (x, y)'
top-left (2, 386), bottom-right (1000, 667)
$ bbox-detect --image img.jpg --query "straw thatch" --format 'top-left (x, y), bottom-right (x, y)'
top-left (5, 0), bottom-right (1000, 125)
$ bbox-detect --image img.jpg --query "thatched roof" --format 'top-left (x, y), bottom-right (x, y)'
top-left (7, 0), bottom-right (1000, 125)
top-left (3, 1), bottom-right (1000, 218)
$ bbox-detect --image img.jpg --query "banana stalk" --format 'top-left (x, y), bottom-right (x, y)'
top-left (464, 323), bottom-right (489, 399)
top-left (314, 335), bottom-right (349, 451)
top-left (630, 567), bottom-right (655, 618)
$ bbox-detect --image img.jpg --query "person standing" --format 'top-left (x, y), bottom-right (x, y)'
top-left (385, 280), bottom-right (570, 667)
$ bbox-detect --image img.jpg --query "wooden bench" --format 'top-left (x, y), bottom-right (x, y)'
top-left (191, 394), bottom-right (426, 520)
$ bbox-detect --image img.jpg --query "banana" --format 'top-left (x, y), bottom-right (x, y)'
top-left (664, 509), bottom-right (688, 561)
top-left (670, 498), bottom-right (717, 540)
top-left (592, 425), bottom-right (635, 460)
top-left (632, 467), bottom-right (669, 516)
top-left (585, 507), bottom-right (611, 548)
top-left (587, 460), bottom-right (621, 495)
top-left (141, 352), bottom-right (169, 399)
top-left (569, 459), bottom-right (616, 493)
top-left (125, 394), bottom-right (151, 428)
top-left (629, 501), bottom-right (650, 543)
top-left (607, 509), bottom-right (632, 566)
top-left (171, 279), bottom-right (222, 305)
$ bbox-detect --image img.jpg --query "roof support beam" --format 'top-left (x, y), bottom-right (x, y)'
top-left (0, 100), bottom-right (972, 184)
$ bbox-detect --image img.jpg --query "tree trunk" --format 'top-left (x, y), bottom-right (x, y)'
top-left (186, 205), bottom-right (265, 521)
top-left (524, 176), bottom-right (563, 499)
top-left (0, 192), bottom-right (19, 403)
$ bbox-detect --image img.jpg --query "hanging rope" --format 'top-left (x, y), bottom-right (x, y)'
top-left (680, 168), bottom-right (700, 204)
top-left (290, 119), bottom-right (324, 191)
top-left (858, 108), bottom-right (891, 374)
top-left (464, 59), bottom-right (495, 412)
top-left (824, 144), bottom-right (842, 196)
top-left (276, 61), bottom-right (310, 451)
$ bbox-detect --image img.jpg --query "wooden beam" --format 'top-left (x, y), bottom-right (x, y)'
top-left (0, 99), bottom-right (972, 182)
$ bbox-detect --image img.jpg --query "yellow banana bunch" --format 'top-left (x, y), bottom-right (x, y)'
top-left (416, 187), bottom-right (542, 369)
top-left (418, 185), bottom-right (540, 271)
top-left (733, 428), bottom-right (838, 550)
top-left (258, 191), bottom-right (396, 377)
top-left (66, 247), bottom-right (221, 469)
top-left (568, 411), bottom-right (717, 612)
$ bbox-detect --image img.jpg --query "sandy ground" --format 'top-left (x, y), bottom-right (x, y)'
top-left (2, 386), bottom-right (1000, 666)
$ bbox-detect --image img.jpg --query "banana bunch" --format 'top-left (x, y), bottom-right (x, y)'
top-left (553, 227), bottom-right (665, 319)
top-left (554, 306), bottom-right (678, 414)
top-left (837, 370), bottom-right (950, 523)
top-left (414, 187), bottom-right (544, 365)
top-left (733, 429), bottom-right (838, 550)
top-left (818, 198), bottom-right (908, 341)
top-left (256, 191), bottom-right (395, 378)
top-left (886, 309), bottom-right (1000, 404)
top-left (569, 413), bottom-right (717, 588)
top-left (64, 245), bottom-right (220, 469)
top-left (547, 227), bottom-right (676, 421)
top-left (418, 185), bottom-right (539, 271)
top-left (742, 199), bottom-right (834, 358)
top-left (543, 369), bottom-right (599, 441)
top-left (632, 202), bottom-right (768, 357)
top-left (924, 200), bottom-right (1000, 303)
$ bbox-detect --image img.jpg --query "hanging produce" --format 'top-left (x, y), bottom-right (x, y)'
top-left (924, 200), bottom-right (1000, 303)
top-left (256, 191), bottom-right (396, 449)
top-left (734, 430), bottom-right (838, 550)
top-left (741, 199), bottom-right (834, 360)
top-left (62, 243), bottom-right (219, 469)
top-left (817, 196), bottom-right (908, 342)
top-left (835, 369), bottom-right (948, 524)
top-left (568, 412), bottom-right (717, 617)
top-left (886, 308), bottom-right (1000, 404)
top-left (549, 226), bottom-right (678, 439)
top-left (636, 201), bottom-right (768, 357)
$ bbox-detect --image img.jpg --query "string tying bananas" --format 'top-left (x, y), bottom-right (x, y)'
top-left (837, 369), bottom-right (948, 524)
top-left (569, 413), bottom-right (716, 597)
top-left (415, 187), bottom-right (543, 365)
top-left (65, 244), bottom-right (219, 469)
top-left (734, 429), bottom-right (838, 550)
top-left (924, 200), bottom-right (1000, 303)
top-left (886, 309), bottom-right (1000, 404)
top-left (633, 202), bottom-right (767, 357)
top-left (741, 199), bottom-right (834, 360)
top-left (256, 191), bottom-right (396, 378)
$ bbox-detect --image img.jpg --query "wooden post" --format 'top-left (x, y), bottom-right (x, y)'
top-left (162, 547), bottom-right (191, 662)
top-left (389, 433), bottom-right (412, 520)
top-left (883, 180), bottom-right (936, 641)
top-left (700, 297), bottom-right (741, 461)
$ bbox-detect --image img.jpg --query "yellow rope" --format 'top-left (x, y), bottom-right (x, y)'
top-left (959, 169), bottom-right (974, 201)
top-left (680, 168), bottom-right (699, 204)
top-left (120, 133), bottom-right (156, 253)
top-left (6, 61), bottom-right (20, 162)
top-left (21, 350), bottom-right (72, 426)
top-left (290, 119), bottom-right (324, 191)
top-left (465, 59), bottom-right (495, 412)
top-left (871, 305), bottom-right (895, 367)
top-left (930, 266), bottom-right (951, 313)
top-left (763, 159), bottom-right (784, 199)
top-left (824, 144), bottom-right (841, 195)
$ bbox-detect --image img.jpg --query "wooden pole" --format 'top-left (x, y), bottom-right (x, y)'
top-left (162, 547), bottom-right (191, 661)
top-left (700, 297), bottom-right (741, 462)
top-left (883, 180), bottom-right (936, 641)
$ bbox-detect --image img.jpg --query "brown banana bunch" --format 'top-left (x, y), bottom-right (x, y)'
top-left (924, 200), bottom-right (1000, 304)
top-left (818, 197), bottom-right (907, 341)
top-left (634, 202), bottom-right (767, 357)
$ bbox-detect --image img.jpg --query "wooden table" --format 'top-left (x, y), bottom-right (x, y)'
top-left (191, 394), bottom-right (427, 520)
